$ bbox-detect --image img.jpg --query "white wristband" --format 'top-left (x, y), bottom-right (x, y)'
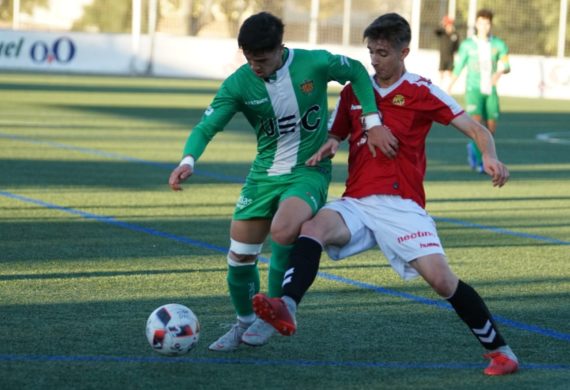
top-left (179, 155), bottom-right (195, 169)
top-left (363, 113), bottom-right (382, 130)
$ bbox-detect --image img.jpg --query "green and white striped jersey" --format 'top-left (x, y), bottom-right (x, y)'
top-left (452, 35), bottom-right (510, 95)
top-left (183, 48), bottom-right (378, 176)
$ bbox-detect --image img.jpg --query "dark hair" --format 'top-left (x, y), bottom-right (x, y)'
top-left (363, 13), bottom-right (411, 49)
top-left (476, 8), bottom-right (494, 21)
top-left (238, 12), bottom-right (284, 53)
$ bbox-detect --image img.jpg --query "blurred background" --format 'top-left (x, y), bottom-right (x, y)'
top-left (1, 0), bottom-right (568, 55)
top-left (1, 0), bottom-right (569, 98)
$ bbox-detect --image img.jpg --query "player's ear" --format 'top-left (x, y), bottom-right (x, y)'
top-left (400, 47), bottom-right (410, 60)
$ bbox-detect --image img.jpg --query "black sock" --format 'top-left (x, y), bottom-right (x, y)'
top-left (447, 280), bottom-right (506, 350)
top-left (282, 236), bottom-right (323, 305)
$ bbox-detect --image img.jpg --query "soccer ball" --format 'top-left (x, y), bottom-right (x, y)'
top-left (145, 303), bottom-right (200, 355)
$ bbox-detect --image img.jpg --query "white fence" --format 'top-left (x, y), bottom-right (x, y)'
top-left (1, 30), bottom-right (569, 100)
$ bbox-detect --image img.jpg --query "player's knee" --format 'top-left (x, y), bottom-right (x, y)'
top-left (270, 222), bottom-right (300, 246)
top-left (416, 256), bottom-right (458, 297)
top-left (227, 239), bottom-right (263, 266)
top-left (430, 273), bottom-right (459, 297)
top-left (299, 218), bottom-right (326, 241)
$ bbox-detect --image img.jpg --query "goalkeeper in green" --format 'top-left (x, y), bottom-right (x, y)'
top-left (168, 11), bottom-right (385, 352)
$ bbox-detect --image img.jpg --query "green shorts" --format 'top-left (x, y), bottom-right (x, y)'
top-left (233, 166), bottom-right (331, 220)
top-left (464, 87), bottom-right (500, 121)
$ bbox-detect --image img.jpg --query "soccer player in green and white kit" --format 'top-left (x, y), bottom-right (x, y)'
top-left (448, 9), bottom-right (510, 172)
top-left (168, 12), bottom-right (384, 352)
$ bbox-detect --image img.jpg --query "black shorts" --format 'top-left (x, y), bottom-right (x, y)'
top-left (439, 58), bottom-right (454, 71)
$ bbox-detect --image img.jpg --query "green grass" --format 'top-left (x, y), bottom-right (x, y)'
top-left (0, 72), bottom-right (569, 389)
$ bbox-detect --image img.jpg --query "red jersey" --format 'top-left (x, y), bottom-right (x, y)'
top-left (329, 72), bottom-right (463, 208)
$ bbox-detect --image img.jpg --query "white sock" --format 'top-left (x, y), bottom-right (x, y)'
top-left (494, 345), bottom-right (518, 362)
top-left (282, 295), bottom-right (297, 315)
top-left (238, 313), bottom-right (256, 325)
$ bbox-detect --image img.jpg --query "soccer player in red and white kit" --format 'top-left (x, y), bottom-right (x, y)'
top-left (252, 13), bottom-right (518, 376)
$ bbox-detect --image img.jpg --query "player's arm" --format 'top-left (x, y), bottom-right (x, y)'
top-left (424, 81), bottom-right (507, 186)
top-left (447, 41), bottom-right (468, 93)
top-left (326, 53), bottom-right (398, 158)
top-left (492, 40), bottom-right (511, 85)
top-left (169, 82), bottom-right (238, 191)
top-left (345, 65), bottom-right (398, 158)
top-left (326, 53), bottom-right (384, 126)
top-left (305, 136), bottom-right (341, 167)
top-left (450, 112), bottom-right (509, 187)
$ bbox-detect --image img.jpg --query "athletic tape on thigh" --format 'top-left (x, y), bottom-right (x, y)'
top-left (227, 239), bottom-right (263, 267)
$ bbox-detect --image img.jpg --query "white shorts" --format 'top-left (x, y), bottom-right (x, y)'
top-left (323, 195), bottom-right (446, 281)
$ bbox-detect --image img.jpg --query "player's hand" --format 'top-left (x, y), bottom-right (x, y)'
top-left (169, 164), bottom-right (194, 191)
top-left (306, 138), bottom-right (340, 166)
top-left (482, 156), bottom-right (509, 187)
top-left (366, 125), bottom-right (398, 159)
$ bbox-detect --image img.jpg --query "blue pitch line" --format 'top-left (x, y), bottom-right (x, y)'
top-left (0, 191), bottom-right (226, 255)
top-left (434, 217), bottom-right (570, 246)
top-left (2, 131), bottom-right (569, 246)
top-left (1, 190), bottom-right (570, 344)
top-left (319, 272), bottom-right (570, 343)
top-left (0, 354), bottom-right (568, 371)
top-left (0, 132), bottom-right (244, 183)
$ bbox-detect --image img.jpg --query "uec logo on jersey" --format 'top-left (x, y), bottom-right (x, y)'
top-left (30, 37), bottom-right (76, 64)
top-left (262, 105), bottom-right (321, 137)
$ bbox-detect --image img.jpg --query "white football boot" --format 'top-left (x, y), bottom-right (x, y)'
top-left (241, 317), bottom-right (276, 346)
top-left (208, 321), bottom-right (249, 352)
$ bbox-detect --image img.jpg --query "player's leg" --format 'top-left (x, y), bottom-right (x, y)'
top-left (465, 90), bottom-right (485, 171)
top-left (440, 60), bottom-right (452, 89)
top-left (486, 89), bottom-right (500, 135)
top-left (472, 92), bottom-right (500, 173)
top-left (374, 197), bottom-right (517, 375)
top-left (411, 254), bottom-right (508, 351)
top-left (244, 170), bottom-right (329, 345)
top-left (253, 207), bottom-right (351, 335)
top-left (241, 197), bottom-right (313, 345)
top-left (208, 218), bottom-right (270, 352)
top-left (486, 119), bottom-right (497, 134)
top-left (210, 178), bottom-right (276, 352)
top-left (267, 196), bottom-right (314, 297)
top-left (412, 255), bottom-right (518, 375)
top-left (267, 168), bottom-right (331, 298)
top-left (254, 196), bottom-right (376, 336)
top-left (227, 219), bottom-right (270, 318)
top-left (284, 207), bottom-right (351, 302)
top-left (408, 252), bottom-right (518, 375)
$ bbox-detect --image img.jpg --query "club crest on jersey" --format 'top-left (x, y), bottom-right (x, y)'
top-left (392, 94), bottom-right (405, 106)
top-left (300, 80), bottom-right (314, 94)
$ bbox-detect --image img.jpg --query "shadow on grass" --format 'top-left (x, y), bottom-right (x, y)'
top-left (0, 159), bottom-right (249, 188)
top-left (0, 291), bottom-right (568, 389)
top-left (0, 81), bottom-right (222, 96)
top-left (0, 218), bottom-right (232, 262)
top-left (3, 157), bottom-right (570, 193)
top-left (0, 267), bottom-right (227, 282)
top-left (0, 195), bottom-right (566, 267)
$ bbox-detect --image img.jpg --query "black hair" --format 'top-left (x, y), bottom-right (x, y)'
top-left (476, 9), bottom-right (494, 22)
top-left (238, 12), bottom-right (284, 54)
top-left (363, 13), bottom-right (411, 49)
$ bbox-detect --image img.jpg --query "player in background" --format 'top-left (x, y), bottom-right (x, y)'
top-left (448, 9), bottom-right (510, 173)
top-left (252, 13), bottom-right (519, 376)
top-left (168, 11), bottom-right (385, 352)
top-left (434, 15), bottom-right (460, 89)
